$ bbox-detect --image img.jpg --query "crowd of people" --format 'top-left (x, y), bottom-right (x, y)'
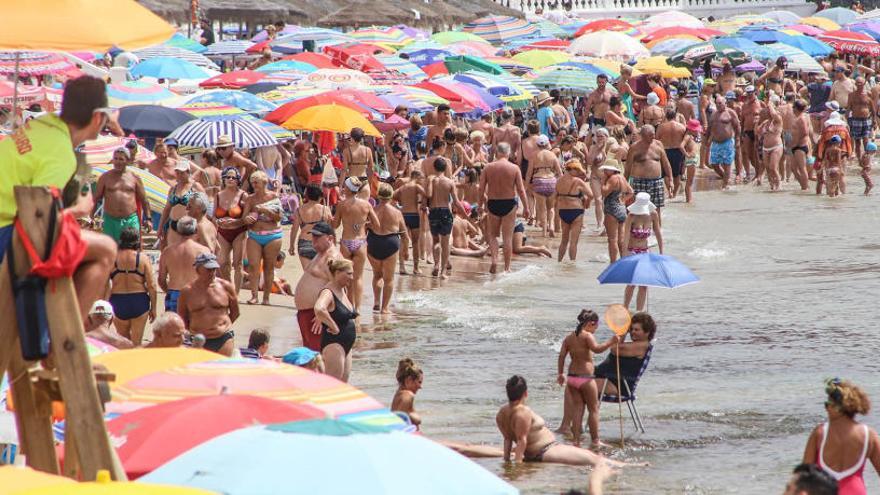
top-left (2, 32), bottom-right (878, 489)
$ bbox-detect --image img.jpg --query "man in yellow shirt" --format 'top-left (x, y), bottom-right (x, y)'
top-left (0, 76), bottom-right (119, 320)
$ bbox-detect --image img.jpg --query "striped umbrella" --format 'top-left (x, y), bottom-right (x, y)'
top-left (368, 86), bottom-right (435, 113)
top-left (374, 55), bottom-right (426, 82)
top-left (167, 118), bottom-right (277, 149)
top-left (164, 33), bottom-right (207, 54)
top-left (0, 52), bottom-right (77, 76)
top-left (183, 90), bottom-right (277, 115)
top-left (107, 359), bottom-right (407, 429)
top-left (134, 45), bottom-right (219, 70)
top-left (463, 15), bottom-right (538, 45)
top-left (107, 81), bottom-right (177, 108)
top-left (451, 71), bottom-right (536, 109)
top-left (649, 38), bottom-right (701, 55)
top-left (349, 27), bottom-right (413, 48)
top-left (533, 65), bottom-right (599, 95)
top-left (763, 43), bottom-right (826, 72)
top-left (817, 29), bottom-right (880, 56)
top-left (88, 159), bottom-right (169, 215)
top-left (255, 60), bottom-right (317, 73)
top-left (485, 56), bottom-right (534, 74)
top-left (533, 20), bottom-right (568, 39)
top-left (295, 69), bottom-right (375, 89)
top-left (382, 85), bottom-right (448, 106)
top-left (204, 40), bottom-right (254, 56)
top-left (199, 70), bottom-right (267, 90)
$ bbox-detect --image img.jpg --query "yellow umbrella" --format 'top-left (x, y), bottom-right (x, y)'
top-left (578, 57), bottom-right (643, 77)
top-left (15, 480), bottom-right (217, 495)
top-left (800, 16), bottom-right (840, 31)
top-left (511, 49), bottom-right (572, 69)
top-left (634, 56), bottom-right (692, 78)
top-left (0, 0), bottom-right (174, 51)
top-left (0, 466), bottom-right (73, 493)
top-left (93, 348), bottom-right (222, 388)
top-left (281, 104), bottom-right (381, 137)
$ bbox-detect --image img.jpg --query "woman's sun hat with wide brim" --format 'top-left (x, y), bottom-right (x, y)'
top-left (627, 191), bottom-right (656, 215)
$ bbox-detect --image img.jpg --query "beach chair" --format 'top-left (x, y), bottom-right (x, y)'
top-left (599, 344), bottom-right (653, 434)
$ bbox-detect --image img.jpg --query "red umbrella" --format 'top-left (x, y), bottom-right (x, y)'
top-left (336, 89), bottom-right (395, 115)
top-left (421, 61), bottom-right (449, 77)
top-left (324, 43), bottom-right (393, 72)
top-left (413, 81), bottom-right (480, 113)
top-left (518, 39), bottom-right (571, 51)
top-left (818, 30), bottom-right (880, 56)
top-left (574, 19), bottom-right (634, 37)
top-left (641, 27), bottom-right (724, 43)
top-left (265, 92), bottom-right (374, 124)
top-left (374, 114), bottom-right (410, 133)
top-left (102, 395), bottom-right (324, 479)
top-left (199, 70), bottom-right (267, 89)
top-left (281, 52), bottom-right (339, 69)
top-left (246, 40), bottom-right (271, 54)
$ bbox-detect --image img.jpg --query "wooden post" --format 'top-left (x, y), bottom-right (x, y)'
top-left (0, 186), bottom-right (126, 481)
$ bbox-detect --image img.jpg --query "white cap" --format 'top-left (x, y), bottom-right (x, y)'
top-left (647, 92), bottom-right (660, 105)
top-left (825, 100), bottom-right (840, 111)
top-left (745, 84), bottom-right (755, 93)
top-left (174, 161), bottom-right (190, 172)
top-left (536, 134), bottom-right (550, 147)
top-left (89, 299), bottom-right (114, 317)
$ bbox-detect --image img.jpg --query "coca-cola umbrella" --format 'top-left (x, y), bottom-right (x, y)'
top-left (817, 29), bottom-right (880, 56)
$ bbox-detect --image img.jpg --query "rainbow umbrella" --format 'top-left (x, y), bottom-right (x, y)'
top-left (485, 56), bottom-right (534, 75)
top-left (166, 118), bottom-right (278, 149)
top-left (183, 90), bottom-right (277, 115)
top-left (431, 31), bottom-right (489, 45)
top-left (107, 359), bottom-right (405, 429)
top-left (107, 81), bottom-right (177, 108)
top-left (255, 60), bottom-right (317, 73)
top-left (89, 163), bottom-right (168, 214)
top-left (451, 71), bottom-right (537, 109)
top-left (349, 27), bottom-right (413, 48)
top-left (374, 55), bottom-right (427, 82)
top-left (377, 85), bottom-right (448, 106)
top-left (463, 15), bottom-right (538, 45)
top-left (178, 102), bottom-right (248, 119)
top-left (93, 348), bottom-right (222, 387)
top-left (368, 86), bottom-right (434, 113)
top-left (0, 51), bottom-right (77, 76)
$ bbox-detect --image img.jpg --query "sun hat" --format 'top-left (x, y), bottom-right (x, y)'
top-left (646, 92), bottom-right (660, 105)
top-left (536, 134), bottom-right (550, 147)
top-left (824, 111), bottom-right (846, 127)
top-left (627, 192), bottom-right (656, 215)
top-left (194, 252), bottom-right (220, 269)
top-left (703, 78), bottom-right (716, 86)
top-left (535, 91), bottom-right (553, 105)
top-left (344, 176), bottom-right (363, 192)
top-left (215, 135), bottom-right (234, 148)
top-left (598, 161), bottom-right (621, 174)
top-left (282, 347), bottom-right (319, 366)
top-left (686, 119), bottom-right (703, 133)
top-left (825, 101), bottom-right (840, 111)
top-left (89, 299), bottom-right (114, 317)
top-left (174, 161), bottom-right (190, 172)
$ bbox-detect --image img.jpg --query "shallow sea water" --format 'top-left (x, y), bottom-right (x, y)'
top-left (276, 179), bottom-right (879, 494)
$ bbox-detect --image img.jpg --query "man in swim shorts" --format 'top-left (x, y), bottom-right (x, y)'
top-left (625, 125), bottom-right (672, 222)
top-left (656, 107), bottom-right (687, 199)
top-left (93, 147), bottom-right (150, 242)
top-left (394, 169), bottom-right (426, 274)
top-left (707, 94), bottom-right (741, 190)
top-left (426, 158), bottom-right (461, 279)
top-left (480, 142), bottom-right (530, 273)
top-left (177, 252), bottom-right (239, 356)
top-left (294, 221), bottom-right (340, 351)
top-left (158, 216), bottom-right (210, 313)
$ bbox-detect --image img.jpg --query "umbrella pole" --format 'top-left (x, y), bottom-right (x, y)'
top-left (616, 342), bottom-right (624, 449)
top-left (12, 52), bottom-right (20, 130)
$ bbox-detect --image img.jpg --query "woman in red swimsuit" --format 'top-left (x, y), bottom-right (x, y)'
top-left (802, 379), bottom-right (880, 495)
top-left (214, 167), bottom-right (248, 293)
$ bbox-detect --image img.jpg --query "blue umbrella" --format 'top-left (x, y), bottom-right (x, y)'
top-left (255, 60), bottom-right (318, 73)
top-left (738, 28), bottom-right (799, 45)
top-left (164, 33), bottom-right (207, 54)
top-left (130, 56), bottom-right (211, 80)
top-left (597, 253), bottom-right (699, 289)
top-left (778, 35), bottom-right (834, 57)
top-left (185, 90), bottom-right (277, 115)
top-left (118, 105), bottom-right (196, 138)
top-left (142, 419), bottom-right (518, 495)
top-left (712, 36), bottom-right (763, 53)
top-left (402, 48), bottom-right (454, 67)
top-left (556, 61), bottom-right (614, 77)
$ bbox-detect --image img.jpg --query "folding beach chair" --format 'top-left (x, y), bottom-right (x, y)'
top-left (599, 344), bottom-right (653, 434)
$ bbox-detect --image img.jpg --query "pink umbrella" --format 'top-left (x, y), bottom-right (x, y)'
top-left (0, 80), bottom-right (43, 106)
top-left (447, 41), bottom-right (498, 58)
top-left (373, 114), bottom-right (410, 132)
top-left (787, 24), bottom-right (826, 36)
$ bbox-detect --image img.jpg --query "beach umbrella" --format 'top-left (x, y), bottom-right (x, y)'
top-left (633, 56), bottom-right (692, 78)
top-left (104, 395), bottom-right (325, 479)
top-left (777, 34), bottom-right (834, 57)
top-left (261, 70), bottom-right (308, 86)
top-left (274, 27), bottom-right (351, 43)
top-left (445, 41), bottom-right (497, 58)
top-left (203, 40), bottom-right (254, 56)
top-left (17, 479), bottom-right (218, 494)
top-left (398, 40), bottom-right (445, 54)
top-left (349, 27), bottom-right (413, 48)
top-left (431, 31), bottom-right (490, 45)
top-left (736, 60), bottom-right (765, 73)
top-left (427, 78), bottom-right (504, 113)
top-left (254, 60), bottom-right (317, 73)
top-left (532, 65), bottom-right (599, 95)
top-left (737, 28), bottom-right (800, 45)
top-left (413, 80), bottom-right (493, 113)
top-left (93, 348), bottom-right (221, 388)
top-left (532, 20), bottom-right (568, 39)
top-left (142, 420), bottom-right (518, 495)
top-left (369, 86), bottom-right (436, 112)
top-left (667, 41), bottom-right (746, 67)
top-left (444, 55), bottom-right (504, 75)
top-left (296, 68), bottom-right (375, 89)
top-left (518, 39), bottom-right (570, 51)
top-left (818, 29), bottom-right (880, 56)
top-left (395, 24), bottom-right (431, 41)
top-left (462, 15), bottom-right (538, 45)
top-left (640, 27), bottom-right (723, 43)
top-left (845, 22), bottom-right (880, 40)
top-left (763, 43), bottom-right (829, 73)
top-left (130, 57), bottom-right (210, 80)
top-left (763, 10), bottom-right (802, 25)
top-left (814, 7), bottom-right (859, 26)
top-left (178, 102), bottom-right (248, 119)
top-left (164, 33), bottom-right (207, 54)
top-left (373, 55), bottom-right (427, 82)
top-left (118, 105), bottom-right (196, 137)
top-left (281, 104), bottom-right (381, 137)
top-left (265, 93), bottom-right (376, 124)
top-left (484, 56), bottom-right (533, 75)
top-left (713, 35), bottom-right (767, 53)
top-left (568, 31), bottom-right (650, 59)
top-left (0, 80), bottom-right (43, 106)
top-left (373, 114), bottom-right (411, 133)
top-left (452, 71), bottom-right (537, 109)
top-left (597, 253), bottom-right (699, 289)
top-left (556, 61), bottom-right (616, 78)
top-left (800, 16), bottom-right (841, 31)
top-left (649, 38), bottom-right (701, 56)
top-left (199, 70), bottom-right (267, 90)
top-left (401, 48), bottom-right (453, 67)
top-left (643, 10), bottom-right (705, 29)
top-left (787, 23), bottom-right (827, 36)
top-left (512, 49), bottom-right (571, 69)
top-left (0, 466), bottom-right (73, 492)
top-left (280, 52), bottom-right (339, 69)
top-left (166, 118), bottom-right (277, 150)
top-left (0, 51), bottom-right (77, 76)
top-left (574, 19), bottom-right (635, 37)
top-left (183, 90), bottom-right (277, 114)
top-left (241, 82), bottom-right (288, 95)
top-left (133, 45), bottom-right (219, 70)
top-left (107, 81), bottom-right (177, 108)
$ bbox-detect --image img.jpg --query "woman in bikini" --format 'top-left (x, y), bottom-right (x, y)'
top-left (443, 127), bottom-right (471, 177)
top-left (759, 103), bottom-right (784, 191)
top-left (600, 161), bottom-right (633, 263)
top-left (622, 193), bottom-right (663, 312)
top-left (391, 358), bottom-right (423, 429)
top-left (367, 183), bottom-right (408, 314)
top-left (802, 379), bottom-right (879, 495)
top-left (158, 163), bottom-right (205, 249)
top-left (242, 171), bottom-right (283, 305)
top-left (526, 135), bottom-right (562, 238)
top-left (215, 167), bottom-right (248, 292)
top-left (289, 184), bottom-right (332, 268)
top-left (585, 128), bottom-right (609, 231)
top-left (198, 150), bottom-right (222, 215)
top-left (342, 127), bottom-right (374, 200)
top-left (107, 227), bottom-right (157, 346)
top-left (313, 258), bottom-right (358, 382)
top-left (555, 160), bottom-right (592, 262)
top-left (333, 177), bottom-right (380, 312)
top-left (557, 310), bottom-right (620, 447)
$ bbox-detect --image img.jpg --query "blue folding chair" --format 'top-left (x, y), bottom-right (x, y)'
top-left (599, 344), bottom-right (653, 434)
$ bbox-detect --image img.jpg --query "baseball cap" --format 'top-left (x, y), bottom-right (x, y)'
top-left (194, 252), bottom-right (220, 269)
top-left (829, 135), bottom-right (842, 144)
top-left (174, 161), bottom-right (190, 172)
top-left (536, 134), bottom-right (550, 147)
top-left (89, 299), bottom-right (114, 317)
top-left (164, 137), bottom-right (179, 147)
top-left (725, 90), bottom-right (736, 100)
top-left (647, 92), bottom-right (660, 105)
top-left (745, 85), bottom-right (755, 93)
top-left (310, 221), bottom-right (335, 237)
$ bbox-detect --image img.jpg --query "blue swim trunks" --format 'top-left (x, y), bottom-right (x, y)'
top-left (164, 289), bottom-right (180, 312)
top-left (710, 138), bottom-right (735, 166)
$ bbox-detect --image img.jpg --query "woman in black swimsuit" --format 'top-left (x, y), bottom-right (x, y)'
top-left (555, 160), bottom-right (593, 261)
top-left (367, 183), bottom-right (408, 314)
top-left (108, 227), bottom-right (157, 346)
top-left (313, 258), bottom-right (358, 382)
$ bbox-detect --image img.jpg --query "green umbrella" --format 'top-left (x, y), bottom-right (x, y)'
top-left (532, 66), bottom-right (599, 96)
top-left (667, 40), bottom-right (746, 68)
top-left (444, 55), bottom-right (504, 75)
top-left (431, 31), bottom-right (489, 45)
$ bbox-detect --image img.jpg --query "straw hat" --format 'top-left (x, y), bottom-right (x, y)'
top-left (215, 135), bottom-right (234, 148)
top-left (598, 158), bottom-right (622, 174)
top-left (627, 192), bottom-right (656, 215)
top-left (535, 91), bottom-right (553, 105)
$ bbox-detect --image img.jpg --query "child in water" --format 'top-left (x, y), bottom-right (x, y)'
top-left (861, 141), bottom-right (875, 195)
top-left (391, 358), bottom-right (423, 429)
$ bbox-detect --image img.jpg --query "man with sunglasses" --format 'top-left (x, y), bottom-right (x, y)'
top-left (0, 75), bottom-right (121, 320)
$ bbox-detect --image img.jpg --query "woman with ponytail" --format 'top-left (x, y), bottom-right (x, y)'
top-left (392, 358), bottom-right (424, 428)
top-left (556, 309), bottom-right (619, 447)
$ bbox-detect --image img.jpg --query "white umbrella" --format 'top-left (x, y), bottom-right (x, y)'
top-left (643, 10), bottom-right (705, 29)
top-left (763, 10), bottom-right (802, 25)
top-left (567, 31), bottom-right (649, 60)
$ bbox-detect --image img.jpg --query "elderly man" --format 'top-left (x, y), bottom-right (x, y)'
top-left (847, 76), bottom-right (875, 159)
top-left (625, 125), bottom-right (672, 221)
top-left (294, 221), bottom-right (340, 351)
top-left (85, 300), bottom-right (134, 349)
top-left (158, 216), bottom-right (210, 313)
top-left (187, 191), bottom-right (219, 253)
top-left (215, 135), bottom-right (258, 188)
top-left (177, 253), bottom-right (239, 356)
top-left (146, 312), bottom-right (186, 348)
top-left (706, 94), bottom-right (741, 190)
top-left (656, 108), bottom-right (688, 199)
top-left (93, 147), bottom-right (151, 242)
top-left (480, 142), bottom-right (530, 274)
